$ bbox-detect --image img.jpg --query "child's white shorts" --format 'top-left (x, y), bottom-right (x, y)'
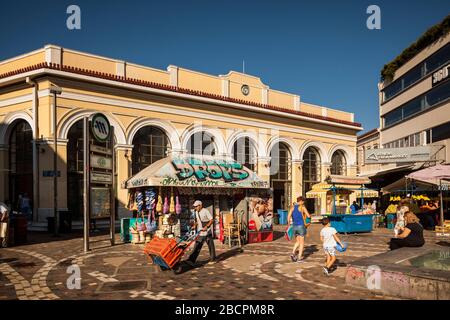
top-left (324, 246), bottom-right (336, 256)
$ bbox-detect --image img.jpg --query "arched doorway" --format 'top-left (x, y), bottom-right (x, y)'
top-left (331, 150), bottom-right (347, 176)
top-left (67, 119), bottom-right (116, 221)
top-left (232, 137), bottom-right (257, 171)
top-left (270, 142), bottom-right (291, 211)
top-left (187, 131), bottom-right (216, 156)
top-left (302, 146), bottom-right (321, 213)
top-left (131, 126), bottom-right (171, 175)
top-left (9, 120), bottom-right (33, 213)
top-left (67, 120), bottom-right (85, 221)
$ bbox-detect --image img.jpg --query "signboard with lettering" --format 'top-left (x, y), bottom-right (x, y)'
top-left (90, 154), bottom-right (113, 170)
top-left (432, 63), bottom-right (449, 86)
top-left (90, 145), bottom-right (112, 155)
top-left (91, 172), bottom-right (113, 184)
top-left (364, 146), bottom-right (433, 164)
top-left (126, 156), bottom-right (269, 189)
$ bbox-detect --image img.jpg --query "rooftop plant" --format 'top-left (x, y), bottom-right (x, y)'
top-left (380, 14), bottom-right (450, 82)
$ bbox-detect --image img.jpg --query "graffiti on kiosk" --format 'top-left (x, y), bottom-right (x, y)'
top-left (162, 177), bottom-right (219, 187)
top-left (171, 158), bottom-right (250, 182)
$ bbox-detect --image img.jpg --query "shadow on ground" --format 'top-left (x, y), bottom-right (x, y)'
top-left (173, 247), bottom-right (244, 275)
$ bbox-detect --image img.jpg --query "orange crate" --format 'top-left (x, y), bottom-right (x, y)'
top-left (143, 237), bottom-right (185, 268)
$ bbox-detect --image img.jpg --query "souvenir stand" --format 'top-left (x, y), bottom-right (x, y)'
top-left (122, 155), bottom-right (272, 245)
top-left (306, 175), bottom-right (379, 233)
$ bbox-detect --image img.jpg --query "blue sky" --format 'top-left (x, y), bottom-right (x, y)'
top-left (0, 0), bottom-right (449, 132)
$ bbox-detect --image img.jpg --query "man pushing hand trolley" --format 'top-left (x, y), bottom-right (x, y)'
top-left (143, 230), bottom-right (201, 274)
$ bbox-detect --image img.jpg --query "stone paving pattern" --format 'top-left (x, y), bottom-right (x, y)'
top-left (0, 224), bottom-right (445, 300)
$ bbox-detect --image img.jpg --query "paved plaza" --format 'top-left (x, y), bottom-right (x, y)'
top-left (0, 224), bottom-right (445, 300)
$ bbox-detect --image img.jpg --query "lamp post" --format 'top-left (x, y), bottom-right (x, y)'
top-left (50, 85), bottom-right (62, 237)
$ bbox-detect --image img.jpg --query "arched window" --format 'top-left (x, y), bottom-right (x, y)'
top-left (9, 120), bottom-right (33, 210)
top-left (270, 142), bottom-right (292, 210)
top-left (187, 131), bottom-right (216, 156)
top-left (331, 150), bottom-right (347, 176)
top-left (302, 147), bottom-right (321, 195)
top-left (132, 126), bottom-right (170, 174)
top-left (232, 137), bottom-right (257, 171)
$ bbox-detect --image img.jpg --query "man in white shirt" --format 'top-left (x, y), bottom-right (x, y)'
top-left (0, 201), bottom-right (10, 248)
top-left (186, 200), bottom-right (216, 266)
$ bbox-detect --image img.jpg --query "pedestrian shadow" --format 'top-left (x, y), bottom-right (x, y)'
top-left (0, 257), bottom-right (18, 264)
top-left (437, 241), bottom-right (450, 247)
top-left (174, 247), bottom-right (244, 275)
top-left (302, 244), bottom-right (319, 259)
top-left (273, 230), bottom-right (285, 241)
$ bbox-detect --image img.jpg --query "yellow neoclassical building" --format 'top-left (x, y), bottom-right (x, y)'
top-left (0, 45), bottom-right (362, 227)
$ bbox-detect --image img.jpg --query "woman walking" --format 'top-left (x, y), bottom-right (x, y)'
top-left (287, 196), bottom-right (311, 262)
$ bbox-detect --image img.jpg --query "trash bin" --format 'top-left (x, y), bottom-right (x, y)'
top-left (386, 213), bottom-right (396, 229)
top-left (277, 209), bottom-right (288, 225)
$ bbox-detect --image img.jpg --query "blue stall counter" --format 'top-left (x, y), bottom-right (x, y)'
top-left (322, 214), bottom-right (376, 233)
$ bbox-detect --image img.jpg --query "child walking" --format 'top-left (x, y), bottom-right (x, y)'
top-left (320, 217), bottom-right (344, 275)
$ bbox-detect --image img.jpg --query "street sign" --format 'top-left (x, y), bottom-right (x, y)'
top-left (91, 113), bottom-right (111, 142)
top-left (83, 113), bottom-right (116, 252)
top-left (90, 154), bottom-right (113, 170)
top-left (91, 172), bottom-right (113, 184)
top-left (90, 145), bottom-right (112, 155)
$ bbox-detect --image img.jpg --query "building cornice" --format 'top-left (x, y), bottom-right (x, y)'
top-left (0, 63), bottom-right (363, 131)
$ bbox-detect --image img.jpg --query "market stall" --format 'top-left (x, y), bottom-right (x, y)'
top-left (122, 155), bottom-right (272, 245)
top-left (406, 164), bottom-right (450, 232)
top-left (307, 175), bottom-right (379, 233)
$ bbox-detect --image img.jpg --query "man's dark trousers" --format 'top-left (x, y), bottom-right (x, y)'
top-left (188, 234), bottom-right (216, 263)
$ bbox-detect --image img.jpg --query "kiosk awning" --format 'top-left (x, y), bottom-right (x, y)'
top-left (306, 182), bottom-right (379, 199)
top-left (124, 155), bottom-right (269, 189)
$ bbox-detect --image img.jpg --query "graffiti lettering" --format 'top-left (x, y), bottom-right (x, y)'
top-left (171, 158), bottom-right (250, 182)
top-left (162, 177), bottom-right (219, 187)
top-left (172, 158), bottom-right (194, 180)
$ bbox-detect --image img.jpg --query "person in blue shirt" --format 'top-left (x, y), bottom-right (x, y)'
top-left (287, 196), bottom-right (311, 263)
top-left (350, 201), bottom-right (360, 214)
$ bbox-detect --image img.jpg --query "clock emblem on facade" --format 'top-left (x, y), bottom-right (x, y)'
top-left (241, 84), bottom-right (250, 96)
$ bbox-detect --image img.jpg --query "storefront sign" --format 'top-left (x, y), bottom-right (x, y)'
top-left (90, 154), bottom-right (112, 169)
top-left (91, 113), bottom-right (111, 142)
top-left (326, 175), bottom-right (371, 185)
top-left (91, 172), bottom-right (113, 184)
top-left (365, 146), bottom-right (432, 164)
top-left (432, 63), bottom-right (449, 86)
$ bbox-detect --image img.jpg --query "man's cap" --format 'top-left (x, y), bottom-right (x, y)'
top-left (192, 200), bottom-right (202, 207)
